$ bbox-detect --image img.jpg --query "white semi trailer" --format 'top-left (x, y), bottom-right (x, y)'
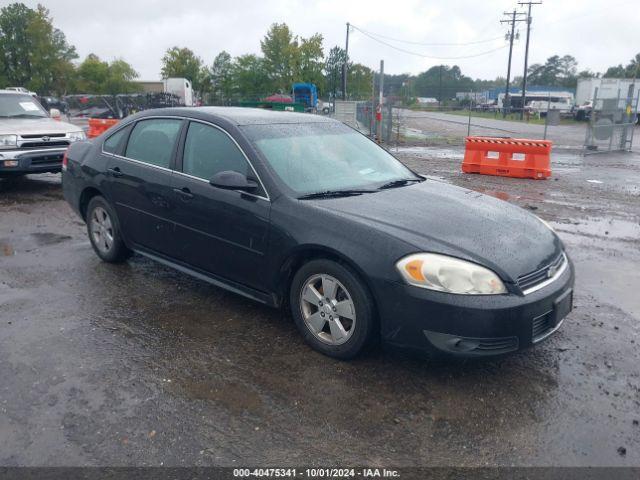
top-left (163, 78), bottom-right (194, 107)
top-left (133, 77), bottom-right (195, 106)
top-left (575, 78), bottom-right (639, 122)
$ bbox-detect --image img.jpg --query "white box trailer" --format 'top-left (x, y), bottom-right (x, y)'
top-left (496, 91), bottom-right (574, 113)
top-left (133, 77), bottom-right (195, 106)
top-left (576, 78), bottom-right (639, 110)
top-left (164, 78), bottom-right (194, 107)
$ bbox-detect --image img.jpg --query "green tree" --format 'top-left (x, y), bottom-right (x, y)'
top-left (577, 69), bottom-right (598, 79)
top-left (76, 54), bottom-right (109, 93)
top-left (603, 64), bottom-right (625, 78)
top-left (75, 54), bottom-right (138, 94)
top-left (412, 65), bottom-right (474, 101)
top-left (347, 63), bottom-right (373, 100)
top-left (0, 3), bottom-right (77, 94)
top-left (260, 23), bottom-right (299, 92)
top-left (161, 47), bottom-right (204, 93)
top-left (527, 55), bottom-right (578, 87)
top-left (625, 53), bottom-right (640, 78)
top-left (230, 54), bottom-right (269, 99)
top-left (324, 46), bottom-right (347, 98)
top-left (297, 34), bottom-right (325, 91)
top-left (104, 59), bottom-right (138, 94)
top-left (209, 51), bottom-right (234, 104)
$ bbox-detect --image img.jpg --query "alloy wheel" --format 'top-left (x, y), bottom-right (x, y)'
top-left (90, 206), bottom-right (114, 254)
top-left (299, 274), bottom-right (356, 345)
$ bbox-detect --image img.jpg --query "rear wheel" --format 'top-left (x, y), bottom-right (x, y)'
top-left (290, 259), bottom-right (376, 359)
top-left (86, 196), bottom-right (131, 263)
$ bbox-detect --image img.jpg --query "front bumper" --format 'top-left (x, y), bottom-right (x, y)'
top-left (377, 257), bottom-right (575, 357)
top-left (0, 147), bottom-right (67, 175)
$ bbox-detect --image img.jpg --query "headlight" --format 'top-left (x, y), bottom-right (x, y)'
top-left (0, 134), bottom-right (17, 148)
top-left (396, 253), bottom-right (507, 295)
top-left (68, 131), bottom-right (86, 142)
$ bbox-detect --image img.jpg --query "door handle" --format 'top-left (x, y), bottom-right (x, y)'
top-left (107, 167), bottom-right (123, 177)
top-left (173, 187), bottom-right (194, 200)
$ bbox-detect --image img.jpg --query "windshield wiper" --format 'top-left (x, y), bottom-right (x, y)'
top-left (298, 189), bottom-right (376, 200)
top-left (378, 178), bottom-right (424, 190)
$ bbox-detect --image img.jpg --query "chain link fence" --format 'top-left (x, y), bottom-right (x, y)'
top-left (343, 100), bottom-right (639, 154)
top-left (584, 87), bottom-right (639, 154)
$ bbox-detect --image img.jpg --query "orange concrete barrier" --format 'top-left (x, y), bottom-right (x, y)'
top-left (462, 136), bottom-right (552, 180)
top-left (87, 118), bottom-right (119, 139)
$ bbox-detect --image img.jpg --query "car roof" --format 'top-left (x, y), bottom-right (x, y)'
top-left (138, 106), bottom-right (335, 126)
top-left (0, 89), bottom-right (29, 95)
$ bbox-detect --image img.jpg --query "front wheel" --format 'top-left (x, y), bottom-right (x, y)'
top-left (86, 196), bottom-right (131, 263)
top-left (290, 259), bottom-right (376, 359)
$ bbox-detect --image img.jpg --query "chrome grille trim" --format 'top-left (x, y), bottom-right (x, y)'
top-left (519, 252), bottom-right (568, 295)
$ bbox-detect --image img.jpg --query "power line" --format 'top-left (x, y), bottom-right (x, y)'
top-left (350, 24), bottom-right (504, 47)
top-left (351, 25), bottom-right (509, 60)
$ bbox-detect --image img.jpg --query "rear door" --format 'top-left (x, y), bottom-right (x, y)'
top-left (170, 120), bottom-right (271, 291)
top-left (105, 117), bottom-right (184, 256)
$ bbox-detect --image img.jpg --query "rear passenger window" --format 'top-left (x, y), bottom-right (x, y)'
top-left (182, 122), bottom-right (250, 180)
top-left (125, 119), bottom-right (182, 168)
top-left (103, 127), bottom-right (128, 154)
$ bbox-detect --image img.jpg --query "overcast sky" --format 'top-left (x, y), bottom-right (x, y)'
top-left (19, 0), bottom-right (640, 81)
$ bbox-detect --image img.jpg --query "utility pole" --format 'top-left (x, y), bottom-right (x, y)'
top-left (371, 70), bottom-right (376, 137)
top-left (343, 22), bottom-right (350, 100)
top-left (500, 10), bottom-right (526, 117)
top-left (518, 1), bottom-right (542, 120)
top-left (377, 60), bottom-right (384, 143)
top-left (438, 65), bottom-right (443, 108)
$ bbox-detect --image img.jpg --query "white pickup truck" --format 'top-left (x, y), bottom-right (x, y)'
top-left (0, 90), bottom-right (86, 178)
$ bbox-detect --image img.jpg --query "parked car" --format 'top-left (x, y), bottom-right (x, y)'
top-left (39, 95), bottom-right (69, 114)
top-left (574, 101), bottom-right (593, 121)
top-left (62, 107), bottom-right (574, 359)
top-left (0, 90), bottom-right (86, 178)
top-left (5, 86), bottom-right (37, 97)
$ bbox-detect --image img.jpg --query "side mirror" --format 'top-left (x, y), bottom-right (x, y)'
top-left (209, 170), bottom-right (258, 192)
top-left (49, 108), bottom-right (61, 119)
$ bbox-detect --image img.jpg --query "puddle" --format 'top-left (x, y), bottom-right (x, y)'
top-left (551, 217), bottom-right (640, 242)
top-left (0, 232), bottom-right (72, 255)
top-left (174, 379), bottom-right (264, 414)
top-left (30, 232), bottom-right (72, 246)
top-left (394, 146), bottom-right (465, 159)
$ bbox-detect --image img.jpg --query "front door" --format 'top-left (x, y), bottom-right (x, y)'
top-left (170, 120), bottom-right (271, 292)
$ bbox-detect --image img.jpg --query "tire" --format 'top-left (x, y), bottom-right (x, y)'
top-left (86, 196), bottom-right (132, 263)
top-left (290, 259), bottom-right (376, 359)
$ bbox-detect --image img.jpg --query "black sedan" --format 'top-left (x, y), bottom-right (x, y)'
top-left (62, 107), bottom-right (574, 359)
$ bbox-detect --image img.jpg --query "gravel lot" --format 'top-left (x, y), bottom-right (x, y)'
top-left (0, 145), bottom-right (639, 467)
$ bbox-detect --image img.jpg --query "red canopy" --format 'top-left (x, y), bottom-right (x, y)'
top-left (264, 94), bottom-right (293, 103)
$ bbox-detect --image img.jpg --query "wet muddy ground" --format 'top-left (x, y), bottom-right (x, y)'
top-left (1, 148), bottom-right (639, 467)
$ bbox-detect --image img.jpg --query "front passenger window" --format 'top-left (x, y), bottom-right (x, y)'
top-left (182, 122), bottom-right (250, 180)
top-left (125, 118), bottom-right (182, 168)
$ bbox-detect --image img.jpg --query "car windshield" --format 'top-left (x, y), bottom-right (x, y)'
top-left (242, 122), bottom-right (420, 195)
top-left (0, 93), bottom-right (48, 118)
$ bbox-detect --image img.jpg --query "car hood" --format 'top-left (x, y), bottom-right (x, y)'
top-left (0, 118), bottom-right (81, 136)
top-left (309, 180), bottom-right (563, 282)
